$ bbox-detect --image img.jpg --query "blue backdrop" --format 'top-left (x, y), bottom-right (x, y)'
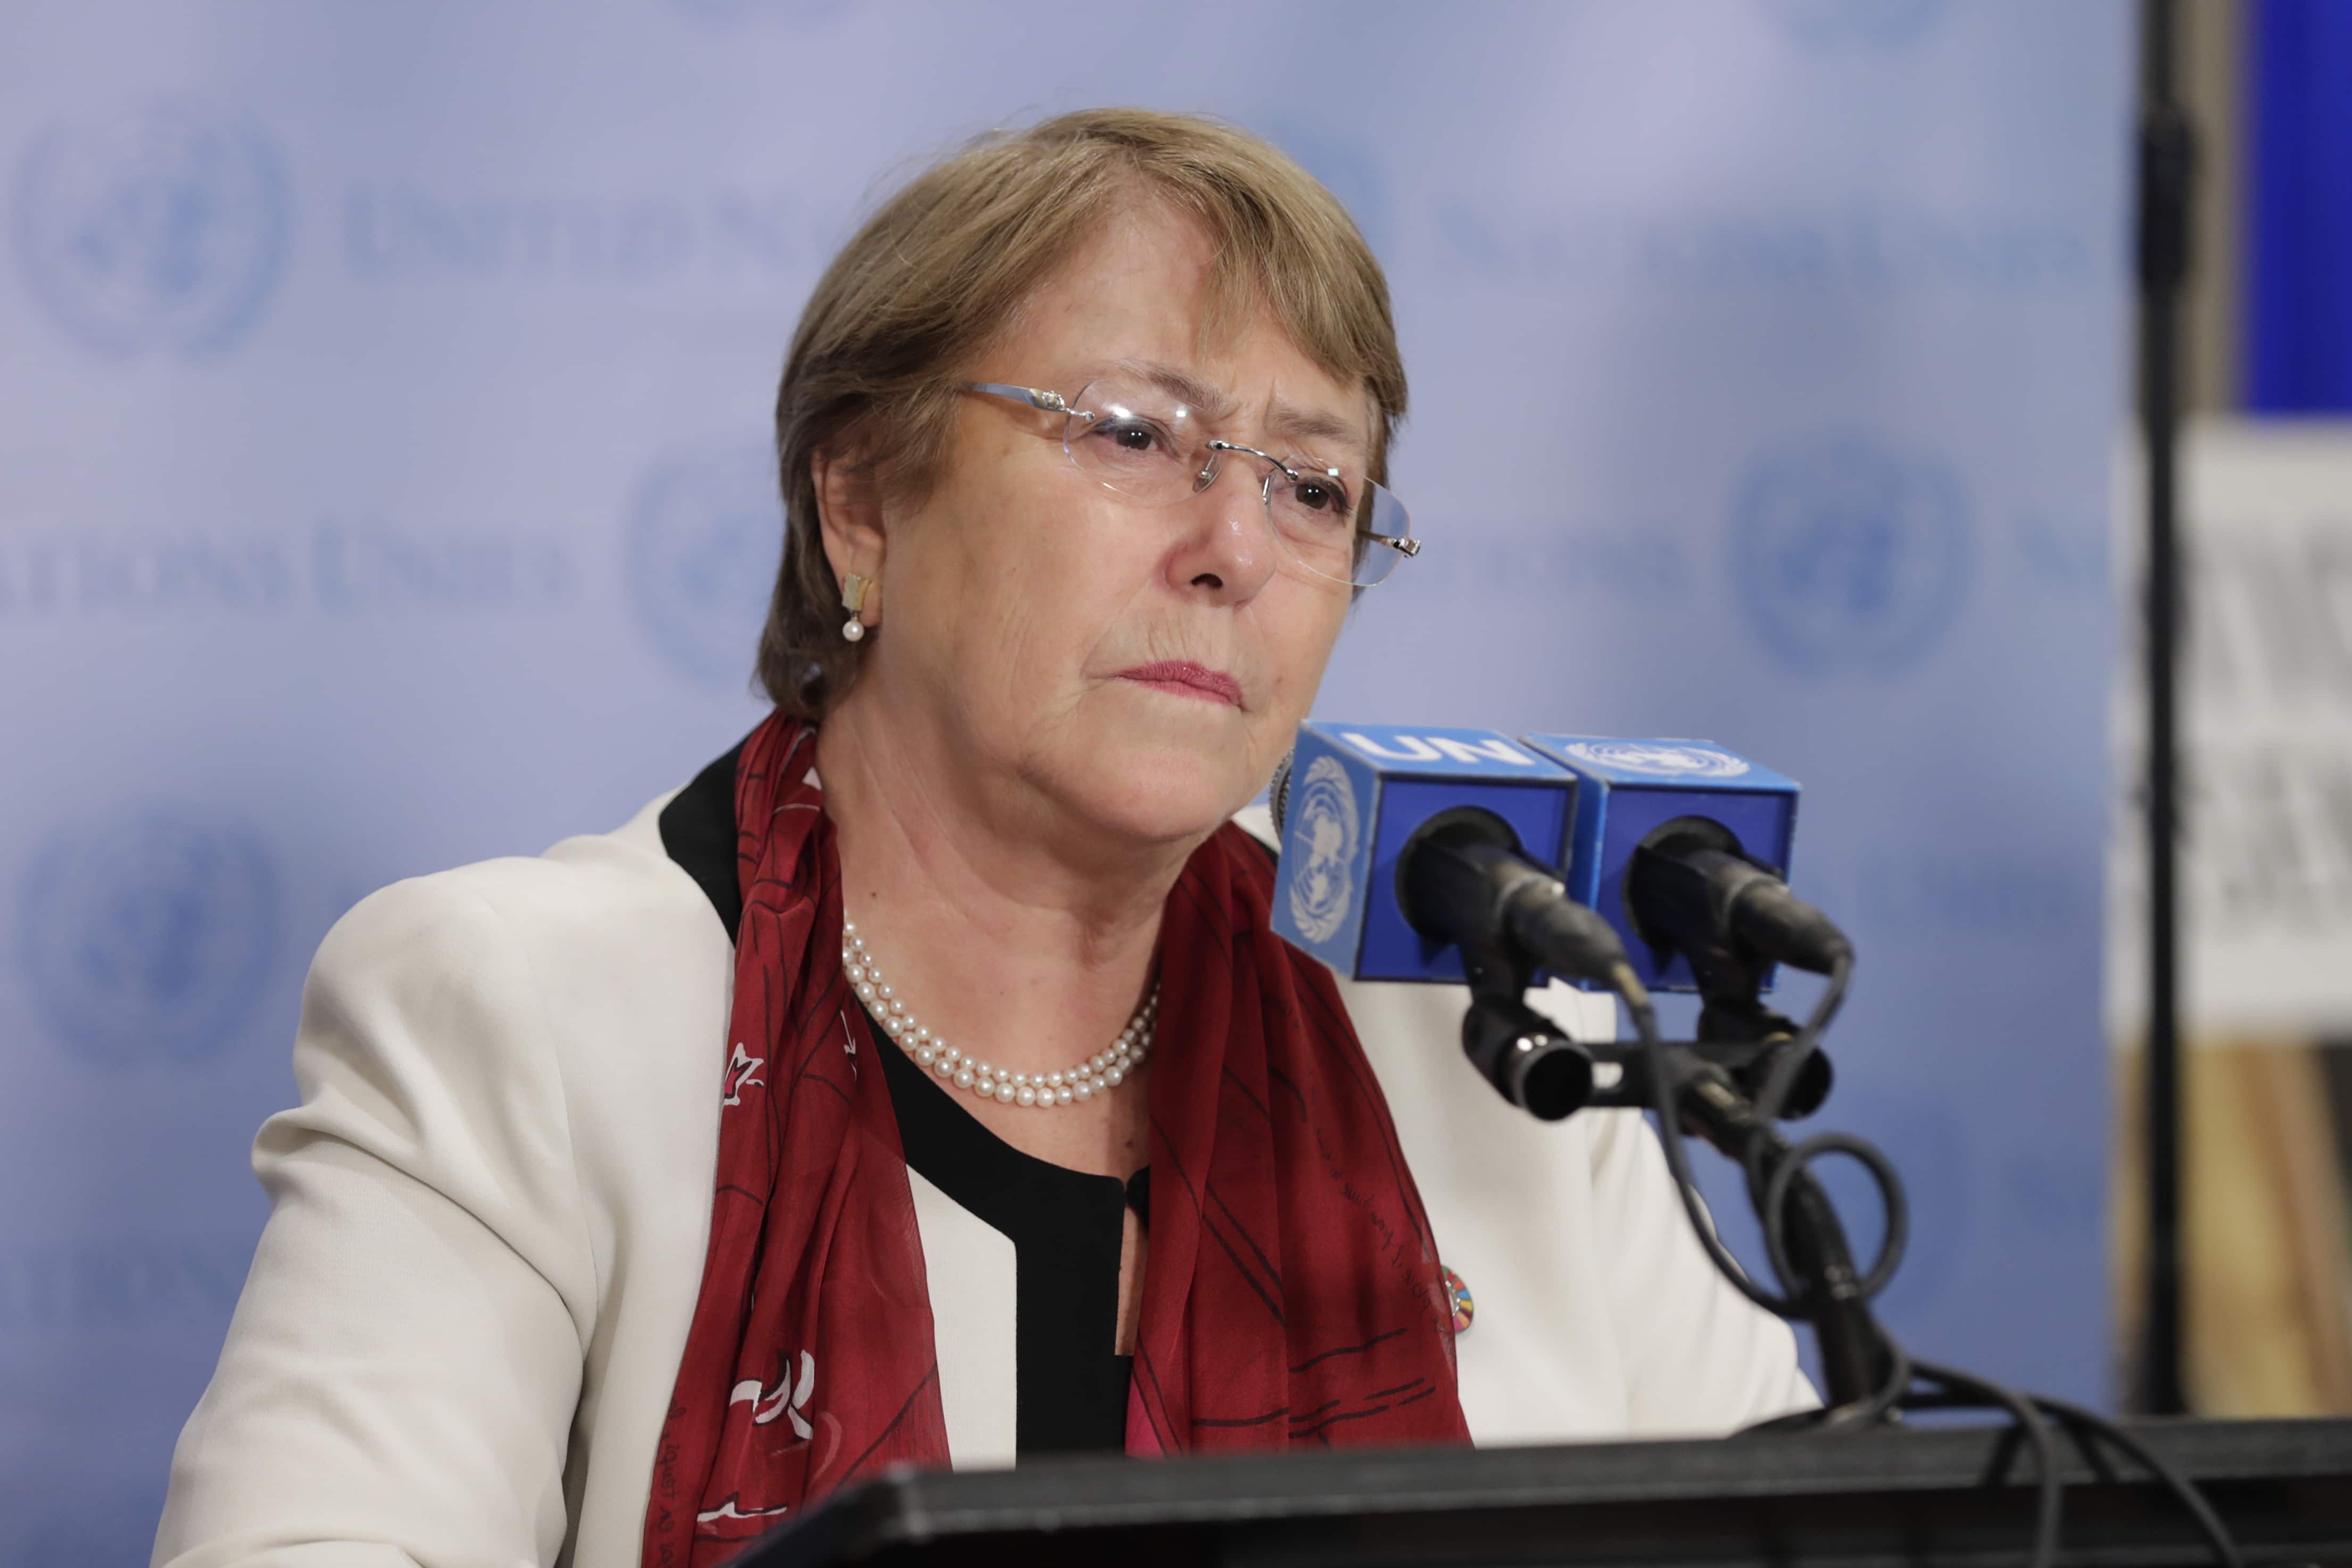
top-left (0, 2), bottom-right (2130, 1556)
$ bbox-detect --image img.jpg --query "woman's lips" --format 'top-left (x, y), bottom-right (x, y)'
top-left (1117, 660), bottom-right (1244, 707)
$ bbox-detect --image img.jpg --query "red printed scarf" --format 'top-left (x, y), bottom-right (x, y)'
top-left (643, 714), bottom-right (1469, 1567)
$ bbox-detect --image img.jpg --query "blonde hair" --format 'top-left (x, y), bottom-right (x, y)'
top-left (758, 107), bottom-right (1406, 716)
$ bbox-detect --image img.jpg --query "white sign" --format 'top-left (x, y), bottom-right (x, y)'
top-left (2111, 420), bottom-right (2352, 1037)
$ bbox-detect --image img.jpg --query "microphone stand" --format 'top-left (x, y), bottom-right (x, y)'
top-left (1456, 959), bottom-right (1895, 1416)
top-left (1423, 840), bottom-right (2243, 1549)
top-left (1668, 1031), bottom-right (1891, 1414)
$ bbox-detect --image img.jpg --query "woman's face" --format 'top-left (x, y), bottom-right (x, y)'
top-left (845, 203), bottom-right (1368, 848)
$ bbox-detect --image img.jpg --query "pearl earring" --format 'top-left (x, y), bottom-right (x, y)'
top-left (841, 573), bottom-right (871, 643)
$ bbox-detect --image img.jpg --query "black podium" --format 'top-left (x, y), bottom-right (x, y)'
top-left (740, 1418), bottom-right (2352, 1567)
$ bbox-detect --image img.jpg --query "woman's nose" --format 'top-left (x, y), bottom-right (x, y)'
top-left (1166, 458), bottom-right (1277, 600)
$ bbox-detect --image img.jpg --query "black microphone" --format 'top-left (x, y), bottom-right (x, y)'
top-left (1626, 815), bottom-right (1853, 1005)
top-left (1394, 807), bottom-right (1638, 994)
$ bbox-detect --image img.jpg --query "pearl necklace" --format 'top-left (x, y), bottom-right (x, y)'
top-left (841, 919), bottom-right (1156, 1110)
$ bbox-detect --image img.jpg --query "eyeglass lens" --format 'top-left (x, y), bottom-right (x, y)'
top-left (1061, 379), bottom-right (1412, 588)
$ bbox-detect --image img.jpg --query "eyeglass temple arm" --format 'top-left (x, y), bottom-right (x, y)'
top-left (967, 381), bottom-right (1084, 418)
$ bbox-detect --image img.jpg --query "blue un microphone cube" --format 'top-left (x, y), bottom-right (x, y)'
top-left (1517, 735), bottom-right (1802, 992)
top-left (1270, 721), bottom-right (1578, 984)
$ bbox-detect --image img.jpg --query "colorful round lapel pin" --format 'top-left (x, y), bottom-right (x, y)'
top-left (1442, 1265), bottom-right (1474, 1334)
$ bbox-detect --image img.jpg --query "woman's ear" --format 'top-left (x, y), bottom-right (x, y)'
top-left (812, 446), bottom-right (885, 625)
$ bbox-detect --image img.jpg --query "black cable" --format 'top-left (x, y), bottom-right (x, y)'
top-left (1759, 1131), bottom-right (1908, 1304)
top-left (2030, 1395), bottom-right (2242, 1567)
top-left (1609, 955), bottom-right (2239, 1567)
top-left (1621, 973), bottom-right (1806, 1317)
top-left (1626, 978), bottom-right (2053, 1568)
top-left (1752, 949), bottom-right (1852, 1125)
top-left (1743, 1331), bottom-right (1914, 1434)
top-left (1849, 1330), bottom-right (1912, 1425)
top-left (1908, 1360), bottom-right (2064, 1568)
top-left (1623, 969), bottom-right (1907, 1323)
top-left (1870, 1367), bottom-right (2239, 1568)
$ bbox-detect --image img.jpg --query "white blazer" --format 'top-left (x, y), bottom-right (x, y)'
top-left (154, 789), bottom-right (1812, 1568)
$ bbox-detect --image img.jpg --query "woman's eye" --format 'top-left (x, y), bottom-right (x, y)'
top-left (1294, 479), bottom-right (1346, 514)
top-left (1097, 420), bottom-right (1167, 454)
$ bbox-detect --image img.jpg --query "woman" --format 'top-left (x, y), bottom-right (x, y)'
top-left (155, 110), bottom-right (1810, 1568)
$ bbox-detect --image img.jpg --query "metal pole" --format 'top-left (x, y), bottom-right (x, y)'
top-left (2137, 0), bottom-right (2193, 1417)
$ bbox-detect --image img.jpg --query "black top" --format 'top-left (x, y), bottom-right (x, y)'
top-left (659, 738), bottom-right (1139, 1458)
top-left (868, 1007), bottom-right (1142, 1455)
top-left (658, 741), bottom-right (745, 942)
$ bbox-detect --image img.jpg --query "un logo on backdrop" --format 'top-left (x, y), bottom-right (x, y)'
top-left (626, 444), bottom-right (786, 688)
top-left (19, 813), bottom-right (280, 1069)
top-left (12, 101), bottom-right (289, 358)
top-left (1729, 434), bottom-right (1970, 676)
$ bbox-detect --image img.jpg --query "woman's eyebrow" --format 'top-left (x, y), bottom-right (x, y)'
top-left (1109, 359), bottom-right (1237, 419)
top-left (1109, 359), bottom-right (1369, 463)
top-left (1264, 402), bottom-right (1368, 459)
